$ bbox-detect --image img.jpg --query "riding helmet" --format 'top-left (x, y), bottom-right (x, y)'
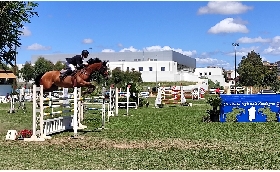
top-left (82, 50), bottom-right (89, 55)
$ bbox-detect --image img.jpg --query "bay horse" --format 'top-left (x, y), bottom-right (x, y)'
top-left (34, 58), bottom-right (109, 93)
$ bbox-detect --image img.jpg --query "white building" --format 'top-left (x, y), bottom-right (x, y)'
top-left (109, 60), bottom-right (179, 82)
top-left (194, 67), bottom-right (225, 87)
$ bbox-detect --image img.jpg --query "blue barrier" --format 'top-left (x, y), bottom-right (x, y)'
top-left (220, 94), bottom-right (280, 122)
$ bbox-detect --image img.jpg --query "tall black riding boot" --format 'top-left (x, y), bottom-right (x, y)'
top-left (60, 69), bottom-right (72, 79)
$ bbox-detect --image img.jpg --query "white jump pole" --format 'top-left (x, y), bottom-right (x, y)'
top-left (39, 85), bottom-right (45, 138)
top-left (9, 96), bottom-right (15, 113)
top-left (98, 87), bottom-right (108, 130)
top-left (115, 87), bottom-right (118, 116)
top-left (73, 87), bottom-right (78, 137)
top-left (126, 85), bottom-right (130, 116)
top-left (30, 85), bottom-right (39, 140)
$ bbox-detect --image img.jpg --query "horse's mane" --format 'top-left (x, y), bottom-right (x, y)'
top-left (87, 57), bottom-right (102, 65)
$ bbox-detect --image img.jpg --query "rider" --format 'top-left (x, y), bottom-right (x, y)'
top-left (60, 50), bottom-right (89, 78)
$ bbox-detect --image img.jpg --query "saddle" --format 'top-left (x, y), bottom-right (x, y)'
top-left (59, 65), bottom-right (84, 81)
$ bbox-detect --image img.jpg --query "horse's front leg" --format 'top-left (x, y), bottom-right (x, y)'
top-left (77, 81), bottom-right (96, 94)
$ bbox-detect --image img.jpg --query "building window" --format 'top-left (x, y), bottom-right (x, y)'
top-left (154, 59), bottom-right (157, 61)
top-left (139, 67), bottom-right (143, 71)
top-left (134, 59), bottom-right (137, 61)
top-left (161, 67), bottom-right (165, 71)
top-left (116, 67), bottom-right (121, 70)
top-left (205, 72), bottom-right (207, 75)
top-left (209, 72), bottom-right (211, 75)
top-left (149, 67), bottom-right (153, 71)
top-left (127, 67), bottom-right (129, 71)
top-left (200, 73), bottom-right (202, 76)
top-left (138, 59), bottom-right (141, 61)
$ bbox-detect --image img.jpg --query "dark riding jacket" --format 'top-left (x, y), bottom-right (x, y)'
top-left (66, 55), bottom-right (84, 68)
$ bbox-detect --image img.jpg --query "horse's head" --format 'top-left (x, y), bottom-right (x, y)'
top-left (98, 60), bottom-right (109, 80)
top-left (86, 58), bottom-right (109, 80)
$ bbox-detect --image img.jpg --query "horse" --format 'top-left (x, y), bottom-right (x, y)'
top-left (34, 58), bottom-right (109, 93)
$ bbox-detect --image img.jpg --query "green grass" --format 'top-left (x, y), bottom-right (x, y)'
top-left (1, 98), bottom-right (280, 170)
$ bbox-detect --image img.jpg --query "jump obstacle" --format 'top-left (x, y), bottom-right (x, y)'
top-left (85, 85), bottom-right (136, 117)
top-left (155, 84), bottom-right (205, 107)
top-left (6, 84), bottom-right (139, 141)
top-left (24, 85), bottom-right (87, 141)
top-left (83, 86), bottom-right (119, 122)
top-left (7, 87), bottom-right (27, 114)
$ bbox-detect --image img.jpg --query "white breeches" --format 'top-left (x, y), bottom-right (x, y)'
top-left (66, 62), bottom-right (76, 71)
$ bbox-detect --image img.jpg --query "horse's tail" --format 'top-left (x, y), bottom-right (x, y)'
top-left (34, 72), bottom-right (46, 87)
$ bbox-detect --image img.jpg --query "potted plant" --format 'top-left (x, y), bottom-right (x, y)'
top-left (205, 96), bottom-right (222, 122)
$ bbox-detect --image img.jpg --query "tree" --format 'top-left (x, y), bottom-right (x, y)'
top-left (0, 63), bottom-right (11, 70)
top-left (109, 68), bottom-right (126, 89)
top-left (19, 61), bottom-right (34, 82)
top-left (0, 1), bottom-right (39, 67)
top-left (53, 61), bottom-right (66, 71)
top-left (34, 57), bottom-right (54, 77)
top-left (262, 64), bottom-right (280, 91)
top-left (108, 68), bottom-right (143, 91)
top-left (237, 51), bottom-right (264, 87)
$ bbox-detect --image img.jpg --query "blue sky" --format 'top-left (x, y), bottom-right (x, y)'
top-left (18, 1), bottom-right (280, 69)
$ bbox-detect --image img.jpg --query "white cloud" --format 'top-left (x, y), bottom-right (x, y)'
top-left (144, 45), bottom-right (171, 52)
top-left (143, 45), bottom-right (197, 57)
top-left (269, 36), bottom-right (280, 47)
top-left (198, 1), bottom-right (253, 15)
top-left (237, 36), bottom-right (271, 43)
top-left (21, 26), bottom-right (31, 37)
top-left (27, 43), bottom-right (51, 50)
top-left (117, 43), bottom-right (123, 48)
top-left (119, 46), bottom-right (140, 52)
top-left (261, 56), bottom-right (267, 62)
top-left (263, 46), bottom-right (280, 55)
top-left (196, 52), bottom-right (230, 68)
top-left (196, 57), bottom-right (230, 68)
top-left (82, 38), bottom-right (93, 44)
top-left (227, 46), bottom-right (260, 57)
top-left (208, 18), bottom-right (249, 34)
top-left (102, 49), bottom-right (115, 52)
top-left (263, 36), bottom-right (280, 55)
